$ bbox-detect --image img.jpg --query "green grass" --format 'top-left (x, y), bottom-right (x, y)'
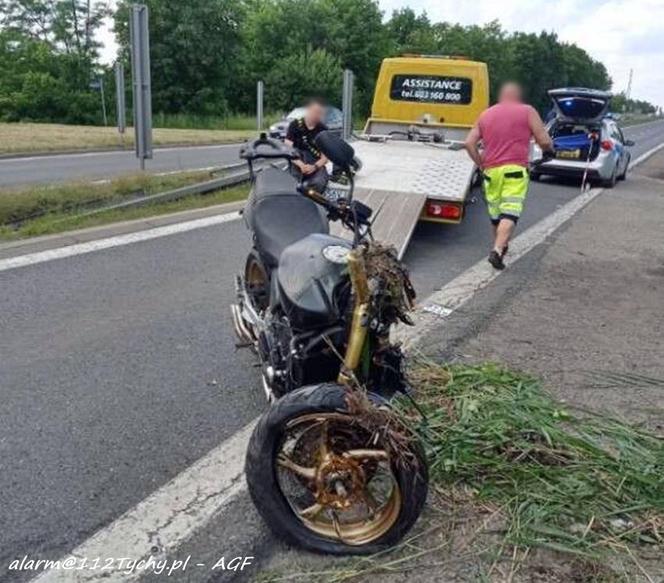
top-left (0, 174), bottom-right (250, 241)
top-left (153, 112), bottom-right (282, 131)
top-left (410, 361), bottom-right (664, 557)
top-left (0, 122), bottom-right (256, 155)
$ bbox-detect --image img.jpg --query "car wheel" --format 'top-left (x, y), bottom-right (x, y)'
top-left (603, 167), bottom-right (618, 188)
top-left (530, 172), bottom-right (541, 182)
top-left (618, 156), bottom-right (630, 181)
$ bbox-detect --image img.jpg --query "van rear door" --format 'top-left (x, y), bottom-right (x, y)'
top-left (549, 88), bottom-right (611, 124)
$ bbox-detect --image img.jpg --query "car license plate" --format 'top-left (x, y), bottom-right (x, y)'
top-left (325, 186), bottom-right (348, 202)
top-left (557, 149), bottom-right (581, 159)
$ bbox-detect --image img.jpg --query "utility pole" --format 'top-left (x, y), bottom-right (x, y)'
top-left (115, 62), bottom-right (126, 134)
top-left (624, 68), bottom-right (633, 113)
top-left (129, 4), bottom-right (153, 170)
top-left (625, 68), bottom-right (633, 101)
top-left (342, 69), bottom-right (354, 141)
top-left (257, 80), bottom-right (264, 131)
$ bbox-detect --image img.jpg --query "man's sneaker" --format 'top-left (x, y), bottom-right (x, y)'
top-left (488, 250), bottom-right (505, 270)
top-left (501, 244), bottom-right (509, 259)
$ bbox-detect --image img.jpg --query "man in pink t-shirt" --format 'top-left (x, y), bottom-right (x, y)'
top-left (465, 82), bottom-right (553, 269)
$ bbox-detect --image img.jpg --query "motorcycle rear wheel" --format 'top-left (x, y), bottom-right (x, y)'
top-left (245, 249), bottom-right (269, 312)
top-left (245, 383), bottom-right (428, 554)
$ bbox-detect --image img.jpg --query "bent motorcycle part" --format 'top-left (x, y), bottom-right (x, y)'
top-left (245, 383), bottom-right (428, 555)
top-left (278, 412), bottom-right (402, 545)
top-left (338, 249), bottom-right (370, 385)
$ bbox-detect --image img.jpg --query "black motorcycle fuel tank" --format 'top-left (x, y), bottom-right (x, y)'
top-left (277, 233), bottom-right (352, 330)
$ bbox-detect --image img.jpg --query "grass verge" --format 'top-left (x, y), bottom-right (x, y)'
top-left (0, 173), bottom-right (249, 241)
top-left (258, 361), bottom-right (664, 582)
top-left (412, 362), bottom-right (664, 556)
top-left (0, 122), bottom-right (255, 155)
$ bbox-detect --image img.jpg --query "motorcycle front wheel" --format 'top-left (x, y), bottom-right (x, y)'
top-left (245, 383), bottom-right (428, 554)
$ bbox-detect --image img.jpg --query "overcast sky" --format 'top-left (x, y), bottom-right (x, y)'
top-left (98, 0), bottom-right (664, 106)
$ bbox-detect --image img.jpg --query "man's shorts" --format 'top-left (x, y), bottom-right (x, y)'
top-left (482, 164), bottom-right (530, 225)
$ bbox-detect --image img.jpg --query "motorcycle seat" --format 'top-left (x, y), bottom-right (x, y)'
top-left (244, 167), bottom-right (329, 268)
top-left (253, 166), bottom-right (300, 199)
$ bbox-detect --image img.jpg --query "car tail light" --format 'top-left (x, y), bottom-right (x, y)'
top-left (600, 140), bottom-right (613, 151)
top-left (426, 201), bottom-right (461, 220)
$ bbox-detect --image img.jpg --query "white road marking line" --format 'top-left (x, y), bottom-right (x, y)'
top-left (396, 137), bottom-right (664, 348)
top-left (0, 211), bottom-right (240, 273)
top-left (0, 143), bottom-right (243, 164)
top-left (394, 185), bottom-right (606, 348)
top-left (629, 141), bottom-right (664, 168)
top-left (32, 420), bottom-right (257, 582)
top-left (26, 136), bottom-right (664, 582)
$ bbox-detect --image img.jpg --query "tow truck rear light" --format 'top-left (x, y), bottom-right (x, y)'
top-left (426, 201), bottom-right (461, 220)
top-left (600, 140), bottom-right (613, 151)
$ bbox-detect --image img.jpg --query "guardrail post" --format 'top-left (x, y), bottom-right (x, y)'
top-left (342, 69), bottom-right (354, 141)
top-left (257, 80), bottom-right (264, 131)
top-left (115, 62), bottom-right (126, 134)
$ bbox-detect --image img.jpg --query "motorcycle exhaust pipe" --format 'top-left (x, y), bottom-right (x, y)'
top-left (230, 303), bottom-right (254, 344)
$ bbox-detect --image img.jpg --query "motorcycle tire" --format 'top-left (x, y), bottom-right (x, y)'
top-left (245, 249), bottom-right (270, 312)
top-left (245, 383), bottom-right (428, 555)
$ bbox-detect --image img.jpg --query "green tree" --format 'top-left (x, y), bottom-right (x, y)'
top-left (239, 0), bottom-right (388, 113)
top-left (0, 0), bottom-right (110, 122)
top-left (386, 8), bottom-right (436, 54)
top-left (114, 0), bottom-right (245, 115)
top-left (266, 48), bottom-right (342, 110)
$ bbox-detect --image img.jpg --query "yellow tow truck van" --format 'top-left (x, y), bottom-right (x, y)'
top-left (340, 55), bottom-right (490, 257)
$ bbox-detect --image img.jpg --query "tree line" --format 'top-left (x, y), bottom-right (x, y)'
top-left (0, 0), bottom-right (658, 126)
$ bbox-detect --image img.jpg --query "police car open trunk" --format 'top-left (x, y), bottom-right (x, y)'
top-left (548, 88), bottom-right (610, 162)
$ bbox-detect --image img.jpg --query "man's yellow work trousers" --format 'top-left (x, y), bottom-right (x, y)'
top-left (482, 164), bottom-right (530, 224)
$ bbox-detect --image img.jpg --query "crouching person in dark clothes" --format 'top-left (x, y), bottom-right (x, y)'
top-left (285, 98), bottom-right (330, 193)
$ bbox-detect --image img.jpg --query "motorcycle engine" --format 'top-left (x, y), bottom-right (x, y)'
top-left (257, 311), bottom-right (293, 397)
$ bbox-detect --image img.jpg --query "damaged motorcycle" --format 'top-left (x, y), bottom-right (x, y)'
top-left (230, 131), bottom-right (428, 554)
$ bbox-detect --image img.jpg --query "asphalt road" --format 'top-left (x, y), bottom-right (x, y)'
top-left (1, 120), bottom-right (663, 581)
top-left (0, 143), bottom-right (246, 188)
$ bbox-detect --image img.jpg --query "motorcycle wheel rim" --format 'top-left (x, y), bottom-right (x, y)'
top-left (246, 256), bottom-right (268, 311)
top-left (275, 412), bottom-right (402, 546)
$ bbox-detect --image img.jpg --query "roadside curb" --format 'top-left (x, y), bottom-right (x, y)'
top-left (0, 200), bottom-right (245, 260)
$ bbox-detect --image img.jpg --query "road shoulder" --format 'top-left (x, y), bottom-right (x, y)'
top-left (421, 152), bottom-right (664, 430)
top-left (0, 200), bottom-right (244, 261)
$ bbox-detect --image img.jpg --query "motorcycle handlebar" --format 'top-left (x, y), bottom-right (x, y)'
top-left (298, 185), bottom-right (371, 229)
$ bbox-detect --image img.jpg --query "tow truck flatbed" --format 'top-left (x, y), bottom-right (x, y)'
top-left (332, 137), bottom-right (476, 258)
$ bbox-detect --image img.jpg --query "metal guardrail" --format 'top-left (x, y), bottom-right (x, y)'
top-left (72, 163), bottom-right (258, 220)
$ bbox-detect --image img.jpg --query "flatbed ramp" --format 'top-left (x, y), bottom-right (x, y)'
top-left (332, 139), bottom-right (475, 258)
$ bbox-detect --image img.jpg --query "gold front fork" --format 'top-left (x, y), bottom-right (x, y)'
top-left (338, 250), bottom-right (370, 386)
